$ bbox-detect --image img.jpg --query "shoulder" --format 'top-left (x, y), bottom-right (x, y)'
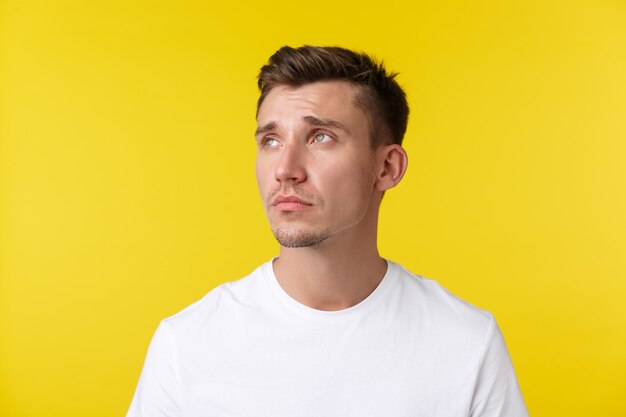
top-left (160, 261), bottom-right (270, 333)
top-left (388, 260), bottom-right (494, 344)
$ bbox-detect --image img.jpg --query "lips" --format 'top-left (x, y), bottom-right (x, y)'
top-left (271, 195), bottom-right (313, 211)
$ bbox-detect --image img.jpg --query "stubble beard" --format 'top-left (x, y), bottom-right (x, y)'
top-left (267, 186), bottom-right (331, 248)
top-left (272, 225), bottom-right (330, 248)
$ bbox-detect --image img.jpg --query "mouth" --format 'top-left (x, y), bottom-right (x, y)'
top-left (271, 195), bottom-right (313, 212)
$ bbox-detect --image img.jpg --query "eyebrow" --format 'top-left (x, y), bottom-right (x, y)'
top-left (303, 116), bottom-right (350, 133)
top-left (254, 116), bottom-right (350, 137)
top-left (254, 121), bottom-right (277, 137)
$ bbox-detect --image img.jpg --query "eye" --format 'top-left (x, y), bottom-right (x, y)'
top-left (262, 138), bottom-right (280, 147)
top-left (312, 133), bottom-right (333, 143)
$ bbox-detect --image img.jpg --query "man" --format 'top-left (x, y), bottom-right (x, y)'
top-left (127, 45), bottom-right (529, 417)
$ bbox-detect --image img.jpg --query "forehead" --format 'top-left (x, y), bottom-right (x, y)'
top-left (257, 80), bottom-right (368, 126)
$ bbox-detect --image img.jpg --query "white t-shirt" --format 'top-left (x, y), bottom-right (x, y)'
top-left (127, 260), bottom-right (528, 417)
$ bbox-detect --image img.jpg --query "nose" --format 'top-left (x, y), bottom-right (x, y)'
top-left (274, 144), bottom-right (307, 184)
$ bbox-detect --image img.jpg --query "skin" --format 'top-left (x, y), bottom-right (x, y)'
top-left (255, 80), bottom-right (408, 311)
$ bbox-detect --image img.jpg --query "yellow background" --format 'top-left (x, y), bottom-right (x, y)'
top-left (2, 0), bottom-right (625, 416)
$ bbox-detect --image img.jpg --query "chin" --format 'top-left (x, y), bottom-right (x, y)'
top-left (272, 227), bottom-right (330, 248)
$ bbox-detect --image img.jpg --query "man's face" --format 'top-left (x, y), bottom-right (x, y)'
top-left (255, 80), bottom-right (382, 248)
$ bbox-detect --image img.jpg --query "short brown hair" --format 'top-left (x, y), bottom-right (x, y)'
top-left (257, 45), bottom-right (409, 147)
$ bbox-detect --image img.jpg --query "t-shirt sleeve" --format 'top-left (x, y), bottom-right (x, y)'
top-left (126, 320), bottom-right (183, 417)
top-left (469, 316), bottom-right (529, 417)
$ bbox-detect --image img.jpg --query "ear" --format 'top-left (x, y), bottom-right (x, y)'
top-left (375, 144), bottom-right (408, 192)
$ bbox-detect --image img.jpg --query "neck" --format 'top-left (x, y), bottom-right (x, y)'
top-left (272, 220), bottom-right (387, 311)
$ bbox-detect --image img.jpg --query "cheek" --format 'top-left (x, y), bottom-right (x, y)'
top-left (255, 160), bottom-right (272, 198)
top-left (316, 159), bottom-right (376, 204)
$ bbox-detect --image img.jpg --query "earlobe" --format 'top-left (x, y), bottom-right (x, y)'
top-left (375, 145), bottom-right (408, 192)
